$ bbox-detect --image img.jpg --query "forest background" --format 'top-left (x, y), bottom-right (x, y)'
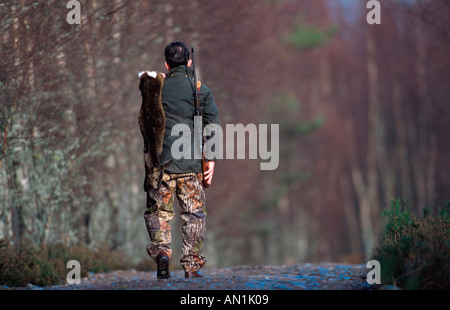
top-left (0, 0), bottom-right (449, 268)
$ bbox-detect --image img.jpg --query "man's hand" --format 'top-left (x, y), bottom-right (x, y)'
top-left (203, 160), bottom-right (215, 186)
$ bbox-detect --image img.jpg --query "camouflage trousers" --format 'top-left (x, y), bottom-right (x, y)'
top-left (144, 172), bottom-right (207, 273)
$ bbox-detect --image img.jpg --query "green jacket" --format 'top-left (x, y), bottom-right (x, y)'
top-left (159, 65), bottom-right (220, 174)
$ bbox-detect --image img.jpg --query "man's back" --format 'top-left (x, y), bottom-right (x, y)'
top-left (159, 65), bottom-right (219, 174)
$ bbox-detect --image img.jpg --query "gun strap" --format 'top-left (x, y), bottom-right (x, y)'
top-left (186, 66), bottom-right (202, 116)
top-left (195, 81), bottom-right (202, 115)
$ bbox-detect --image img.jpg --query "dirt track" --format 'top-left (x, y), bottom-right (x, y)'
top-left (7, 263), bottom-right (378, 290)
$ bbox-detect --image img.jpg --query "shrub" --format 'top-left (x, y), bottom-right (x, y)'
top-left (371, 198), bottom-right (450, 289)
top-left (0, 240), bottom-right (133, 287)
top-left (0, 240), bottom-right (65, 287)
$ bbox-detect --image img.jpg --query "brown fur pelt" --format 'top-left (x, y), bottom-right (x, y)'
top-left (138, 71), bottom-right (171, 192)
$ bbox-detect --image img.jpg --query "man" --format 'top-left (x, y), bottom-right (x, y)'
top-left (143, 42), bottom-right (219, 279)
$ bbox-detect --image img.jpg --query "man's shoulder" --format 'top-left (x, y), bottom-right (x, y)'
top-left (162, 72), bottom-right (190, 92)
top-left (199, 81), bottom-right (213, 95)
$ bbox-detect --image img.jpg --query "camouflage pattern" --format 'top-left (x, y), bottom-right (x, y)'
top-left (144, 172), bottom-right (207, 272)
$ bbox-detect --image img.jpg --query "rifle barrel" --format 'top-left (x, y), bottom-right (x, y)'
top-left (191, 45), bottom-right (200, 116)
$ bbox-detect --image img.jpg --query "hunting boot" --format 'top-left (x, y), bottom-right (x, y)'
top-left (185, 261), bottom-right (206, 278)
top-left (185, 270), bottom-right (203, 278)
top-left (156, 252), bottom-right (171, 279)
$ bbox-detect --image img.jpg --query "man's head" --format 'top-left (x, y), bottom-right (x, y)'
top-left (164, 41), bottom-right (191, 71)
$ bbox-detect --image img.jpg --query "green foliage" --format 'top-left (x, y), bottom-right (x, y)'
top-left (0, 239), bottom-right (65, 287)
top-left (286, 20), bottom-right (337, 50)
top-left (0, 239), bottom-right (133, 287)
top-left (372, 199), bottom-right (450, 289)
top-left (270, 92), bottom-right (325, 139)
top-left (261, 91), bottom-right (323, 210)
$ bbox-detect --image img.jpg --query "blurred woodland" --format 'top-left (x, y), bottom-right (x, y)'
top-left (0, 0), bottom-right (449, 267)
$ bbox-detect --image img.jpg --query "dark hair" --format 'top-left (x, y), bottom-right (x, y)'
top-left (164, 41), bottom-right (190, 69)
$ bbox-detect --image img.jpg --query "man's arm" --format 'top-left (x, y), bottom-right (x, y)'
top-left (200, 85), bottom-right (220, 158)
top-left (200, 85), bottom-right (219, 186)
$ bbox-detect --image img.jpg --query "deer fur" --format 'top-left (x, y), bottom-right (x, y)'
top-left (138, 71), bottom-right (171, 192)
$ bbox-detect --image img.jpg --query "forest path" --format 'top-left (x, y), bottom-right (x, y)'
top-left (31, 263), bottom-right (375, 290)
